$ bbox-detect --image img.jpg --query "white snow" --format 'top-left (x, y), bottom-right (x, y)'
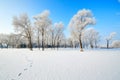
top-left (0, 48), bottom-right (120, 80)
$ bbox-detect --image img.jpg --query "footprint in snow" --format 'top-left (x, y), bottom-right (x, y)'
top-left (24, 68), bottom-right (28, 71)
top-left (30, 64), bottom-right (32, 67)
top-left (29, 62), bottom-right (33, 67)
top-left (18, 73), bottom-right (22, 76)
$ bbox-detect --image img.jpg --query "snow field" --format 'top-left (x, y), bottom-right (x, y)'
top-left (0, 49), bottom-right (120, 80)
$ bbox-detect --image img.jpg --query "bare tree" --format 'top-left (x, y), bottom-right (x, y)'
top-left (106, 32), bottom-right (116, 48)
top-left (13, 13), bottom-right (33, 51)
top-left (34, 10), bottom-right (52, 51)
top-left (69, 9), bottom-right (96, 52)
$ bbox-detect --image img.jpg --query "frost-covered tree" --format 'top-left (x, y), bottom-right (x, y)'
top-left (69, 31), bottom-right (79, 48)
top-left (9, 33), bottom-right (22, 48)
top-left (83, 28), bottom-right (100, 48)
top-left (34, 10), bottom-right (52, 51)
top-left (57, 33), bottom-right (65, 49)
top-left (69, 9), bottom-right (96, 51)
top-left (53, 22), bottom-right (64, 50)
top-left (0, 34), bottom-right (5, 48)
top-left (112, 40), bottom-right (120, 48)
top-left (0, 34), bottom-right (3, 48)
top-left (44, 27), bottom-right (51, 48)
top-left (106, 32), bottom-right (116, 48)
top-left (34, 24), bottom-right (41, 50)
top-left (0, 34), bottom-right (11, 48)
top-left (13, 13), bottom-right (33, 51)
top-left (67, 37), bottom-right (74, 48)
top-left (50, 26), bottom-right (55, 49)
top-left (62, 37), bottom-right (67, 48)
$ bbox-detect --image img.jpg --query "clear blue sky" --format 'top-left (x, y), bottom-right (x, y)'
top-left (0, 0), bottom-right (120, 41)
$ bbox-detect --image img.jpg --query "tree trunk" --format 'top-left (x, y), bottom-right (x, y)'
top-left (79, 34), bottom-right (83, 52)
top-left (46, 37), bottom-right (48, 48)
top-left (54, 39), bottom-right (56, 49)
top-left (29, 36), bottom-right (33, 51)
top-left (70, 41), bottom-right (73, 48)
top-left (57, 37), bottom-right (60, 50)
top-left (90, 44), bottom-right (93, 48)
top-left (64, 41), bottom-right (66, 48)
top-left (42, 28), bottom-right (44, 51)
top-left (37, 31), bottom-right (40, 50)
top-left (51, 32), bottom-right (54, 49)
top-left (107, 40), bottom-right (109, 49)
top-left (95, 40), bottom-right (97, 48)
top-left (0, 43), bottom-right (3, 49)
top-left (90, 42), bottom-right (93, 48)
top-left (57, 41), bottom-right (59, 50)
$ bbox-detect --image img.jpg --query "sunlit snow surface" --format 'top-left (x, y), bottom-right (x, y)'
top-left (0, 48), bottom-right (120, 80)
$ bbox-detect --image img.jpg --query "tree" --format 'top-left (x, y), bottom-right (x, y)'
top-left (34, 24), bottom-right (41, 50)
top-left (49, 26), bottom-right (55, 49)
top-left (83, 28), bottom-right (100, 48)
top-left (67, 37), bottom-right (74, 48)
top-left (34, 10), bottom-right (52, 51)
top-left (112, 40), bottom-right (120, 48)
top-left (0, 34), bottom-right (11, 48)
top-left (0, 34), bottom-right (5, 48)
top-left (44, 28), bottom-right (51, 48)
top-left (9, 33), bottom-right (22, 48)
top-left (62, 37), bottom-right (67, 48)
top-left (69, 32), bottom-right (79, 48)
top-left (13, 13), bottom-right (33, 51)
top-left (106, 32), bottom-right (116, 48)
top-left (53, 22), bottom-right (64, 50)
top-left (0, 34), bottom-right (4, 48)
top-left (69, 9), bottom-right (96, 51)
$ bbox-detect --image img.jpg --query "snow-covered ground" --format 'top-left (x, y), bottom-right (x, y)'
top-left (0, 48), bottom-right (120, 80)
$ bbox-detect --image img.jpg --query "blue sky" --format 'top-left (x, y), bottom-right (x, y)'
top-left (0, 0), bottom-right (120, 41)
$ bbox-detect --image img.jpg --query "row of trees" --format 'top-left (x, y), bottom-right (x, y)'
top-left (0, 9), bottom-right (118, 51)
top-left (0, 31), bottom-right (118, 50)
top-left (0, 28), bottom-right (100, 50)
top-left (12, 10), bottom-right (65, 51)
